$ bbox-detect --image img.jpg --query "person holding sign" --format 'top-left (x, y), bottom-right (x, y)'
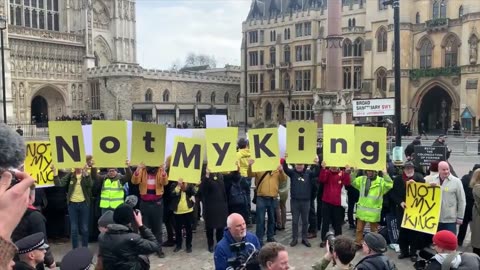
top-left (318, 161), bottom-right (351, 248)
top-left (247, 159), bottom-right (286, 245)
top-left (91, 159), bottom-right (132, 214)
top-left (425, 161), bottom-right (466, 234)
top-left (170, 178), bottom-right (197, 254)
top-left (131, 163), bottom-right (169, 258)
top-left (51, 162), bottom-right (93, 249)
top-left (351, 168), bottom-right (393, 249)
top-left (281, 155), bottom-right (319, 248)
top-left (390, 161), bottom-right (425, 261)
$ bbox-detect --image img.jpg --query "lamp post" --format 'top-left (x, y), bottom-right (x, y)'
top-left (0, 16), bottom-right (6, 124)
top-left (384, 0), bottom-right (401, 146)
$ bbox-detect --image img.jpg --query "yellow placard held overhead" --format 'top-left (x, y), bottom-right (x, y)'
top-left (354, 127), bottom-right (386, 171)
top-left (131, 122), bottom-right (166, 166)
top-left (92, 121), bottom-right (127, 168)
top-left (286, 121), bottom-right (317, 164)
top-left (248, 128), bottom-right (279, 172)
top-left (205, 127), bottom-right (238, 173)
top-left (169, 137), bottom-right (204, 184)
top-left (402, 182), bottom-right (442, 235)
top-left (24, 141), bottom-right (57, 188)
top-left (48, 121), bottom-right (86, 168)
top-left (323, 124), bottom-right (355, 168)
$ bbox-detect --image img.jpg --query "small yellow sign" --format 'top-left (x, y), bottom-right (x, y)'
top-left (130, 122), bottom-right (166, 166)
top-left (205, 127), bottom-right (238, 173)
top-left (286, 121), bottom-right (317, 164)
top-left (48, 121), bottom-right (86, 168)
top-left (169, 136), bottom-right (204, 184)
top-left (92, 121), bottom-right (127, 168)
top-left (402, 182), bottom-right (442, 235)
top-left (248, 128), bottom-right (279, 172)
top-left (24, 141), bottom-right (57, 188)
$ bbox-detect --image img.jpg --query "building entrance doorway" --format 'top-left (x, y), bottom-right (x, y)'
top-left (31, 96), bottom-right (48, 125)
top-left (418, 86), bottom-right (452, 134)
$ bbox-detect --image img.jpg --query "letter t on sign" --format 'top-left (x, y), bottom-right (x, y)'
top-left (143, 131), bottom-right (155, 152)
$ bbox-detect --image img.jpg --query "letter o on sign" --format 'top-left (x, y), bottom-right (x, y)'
top-left (100, 136), bottom-right (120, 154)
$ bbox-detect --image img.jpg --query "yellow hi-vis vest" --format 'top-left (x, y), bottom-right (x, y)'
top-left (99, 178), bottom-right (124, 209)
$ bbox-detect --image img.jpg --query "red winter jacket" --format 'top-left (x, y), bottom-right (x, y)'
top-left (319, 169), bottom-right (351, 206)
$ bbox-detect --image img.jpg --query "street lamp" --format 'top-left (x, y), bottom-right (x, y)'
top-left (384, 0), bottom-right (401, 146)
top-left (0, 16), bottom-right (6, 124)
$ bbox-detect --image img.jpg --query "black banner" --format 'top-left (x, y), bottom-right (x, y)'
top-left (414, 146), bottom-right (447, 166)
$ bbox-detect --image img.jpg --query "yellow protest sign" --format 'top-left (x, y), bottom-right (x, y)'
top-left (402, 182), bottom-right (442, 234)
top-left (92, 121), bottom-right (127, 168)
top-left (286, 121), bottom-right (317, 164)
top-left (248, 128), bottom-right (279, 172)
top-left (323, 124), bottom-right (355, 168)
top-left (205, 127), bottom-right (238, 173)
top-left (169, 136), bottom-right (204, 184)
top-left (24, 142), bottom-right (57, 188)
top-left (48, 121), bottom-right (86, 168)
top-left (354, 127), bottom-right (386, 171)
top-left (131, 122), bottom-right (166, 166)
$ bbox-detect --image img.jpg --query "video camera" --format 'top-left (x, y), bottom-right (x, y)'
top-left (226, 241), bottom-right (260, 270)
top-left (325, 231), bottom-right (336, 254)
top-left (413, 247), bottom-right (436, 270)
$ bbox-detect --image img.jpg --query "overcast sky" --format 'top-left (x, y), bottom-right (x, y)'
top-left (136, 0), bottom-right (252, 70)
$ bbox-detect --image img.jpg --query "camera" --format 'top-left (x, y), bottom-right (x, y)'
top-left (227, 242), bottom-right (260, 270)
top-left (325, 231), bottom-right (336, 254)
top-left (414, 247), bottom-right (435, 270)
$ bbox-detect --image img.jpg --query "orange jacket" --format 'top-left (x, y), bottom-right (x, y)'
top-left (131, 167), bottom-right (168, 196)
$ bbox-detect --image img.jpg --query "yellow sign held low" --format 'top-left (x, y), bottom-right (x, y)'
top-left (24, 141), bottom-right (57, 188)
top-left (402, 182), bottom-right (442, 235)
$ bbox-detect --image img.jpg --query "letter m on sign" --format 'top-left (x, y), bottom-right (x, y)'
top-left (172, 142), bottom-right (201, 170)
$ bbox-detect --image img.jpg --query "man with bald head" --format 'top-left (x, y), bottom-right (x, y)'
top-left (214, 213), bottom-right (261, 270)
top-left (425, 161), bottom-right (466, 234)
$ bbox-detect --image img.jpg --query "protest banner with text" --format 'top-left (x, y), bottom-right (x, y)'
top-left (24, 141), bottom-right (57, 188)
top-left (402, 182), bottom-right (442, 235)
top-left (92, 121), bottom-right (127, 168)
top-left (323, 124), bottom-right (355, 167)
top-left (414, 146), bottom-right (447, 166)
top-left (248, 128), bottom-right (280, 172)
top-left (286, 121), bottom-right (317, 164)
top-left (48, 121), bottom-right (86, 168)
top-left (205, 127), bottom-right (238, 173)
top-left (131, 122), bottom-right (166, 166)
top-left (169, 136), bottom-right (204, 184)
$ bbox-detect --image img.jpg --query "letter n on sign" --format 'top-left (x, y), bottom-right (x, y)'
top-left (248, 128), bottom-right (279, 172)
top-left (323, 124), bottom-right (355, 168)
top-left (48, 121), bottom-right (86, 168)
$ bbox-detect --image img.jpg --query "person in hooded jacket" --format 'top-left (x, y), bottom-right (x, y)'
top-left (98, 204), bottom-right (159, 270)
top-left (458, 164), bottom-right (480, 246)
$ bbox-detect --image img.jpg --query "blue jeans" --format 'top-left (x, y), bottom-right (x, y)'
top-left (438, 222), bottom-right (457, 234)
top-left (68, 202), bottom-right (90, 248)
top-left (256, 196), bottom-right (277, 242)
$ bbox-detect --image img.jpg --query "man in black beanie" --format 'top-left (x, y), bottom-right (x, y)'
top-left (355, 232), bottom-right (397, 269)
top-left (98, 204), bottom-right (159, 270)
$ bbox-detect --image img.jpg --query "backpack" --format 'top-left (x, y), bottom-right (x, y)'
top-left (229, 181), bottom-right (246, 206)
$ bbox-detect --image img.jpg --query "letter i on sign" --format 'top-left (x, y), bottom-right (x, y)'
top-left (286, 121), bottom-right (317, 164)
top-left (298, 127), bottom-right (305, 151)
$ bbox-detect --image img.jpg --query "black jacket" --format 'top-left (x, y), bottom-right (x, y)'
top-left (98, 224), bottom-right (159, 270)
top-left (13, 261), bottom-right (35, 270)
top-left (355, 253), bottom-right (397, 270)
top-left (282, 161), bottom-right (319, 201)
top-left (169, 183), bottom-right (196, 212)
top-left (390, 172), bottom-right (425, 222)
top-left (199, 173), bottom-right (228, 229)
top-left (460, 165), bottom-right (480, 221)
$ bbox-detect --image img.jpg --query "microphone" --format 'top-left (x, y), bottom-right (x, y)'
top-left (0, 124), bottom-right (26, 170)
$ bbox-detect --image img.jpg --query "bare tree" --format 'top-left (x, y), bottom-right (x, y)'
top-left (183, 52), bottom-right (217, 68)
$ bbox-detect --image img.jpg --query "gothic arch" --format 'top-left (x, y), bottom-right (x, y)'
top-left (94, 35), bottom-right (113, 67)
top-left (441, 32), bottom-right (462, 48)
top-left (416, 35), bottom-right (435, 50)
top-left (92, 0), bottom-right (111, 29)
top-left (30, 84), bottom-right (67, 121)
top-left (412, 79), bottom-right (460, 111)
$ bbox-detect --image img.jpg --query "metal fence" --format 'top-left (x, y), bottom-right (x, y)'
top-left (7, 123), bottom-right (49, 140)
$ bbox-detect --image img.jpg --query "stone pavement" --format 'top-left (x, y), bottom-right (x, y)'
top-left (49, 217), bottom-right (473, 270)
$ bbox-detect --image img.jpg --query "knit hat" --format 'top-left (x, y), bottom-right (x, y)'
top-left (364, 232), bottom-right (387, 253)
top-left (97, 210), bottom-right (114, 227)
top-left (433, 230), bottom-right (458, 251)
top-left (113, 204), bottom-right (135, 226)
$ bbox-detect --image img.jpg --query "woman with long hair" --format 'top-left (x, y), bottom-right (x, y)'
top-left (470, 168), bottom-right (480, 256)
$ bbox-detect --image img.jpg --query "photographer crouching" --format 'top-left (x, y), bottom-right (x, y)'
top-left (214, 213), bottom-right (261, 270)
top-left (312, 232), bottom-right (356, 270)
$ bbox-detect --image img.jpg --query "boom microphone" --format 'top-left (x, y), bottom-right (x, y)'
top-left (0, 124), bottom-right (26, 170)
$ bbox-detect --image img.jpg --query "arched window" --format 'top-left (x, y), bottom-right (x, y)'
top-left (419, 38), bottom-right (433, 69)
top-left (433, 1), bottom-right (439, 18)
top-left (270, 47), bottom-right (276, 65)
top-left (376, 68), bottom-right (387, 92)
top-left (265, 102), bottom-right (272, 121)
top-left (284, 73), bottom-right (291, 89)
top-left (343, 67), bottom-right (351, 89)
top-left (236, 93), bottom-right (240, 104)
top-left (348, 18), bottom-right (352, 27)
top-left (162, 89), bottom-right (169, 102)
top-left (444, 36), bottom-right (458, 67)
top-left (284, 45), bottom-right (291, 63)
top-left (248, 101), bottom-right (255, 117)
top-left (145, 89), bottom-right (153, 102)
top-left (343, 39), bottom-right (352, 57)
top-left (353, 38), bottom-right (363, 57)
top-left (196, 91), bottom-right (202, 103)
top-left (377, 27), bottom-right (388, 52)
top-left (433, 0), bottom-right (447, 18)
top-left (440, 0), bottom-right (447, 18)
top-left (416, 12), bottom-right (420, 23)
top-left (459, 5), bottom-right (463, 18)
top-left (210, 92), bottom-right (216, 104)
top-left (224, 92), bottom-right (230, 104)
top-left (352, 18), bottom-right (356, 27)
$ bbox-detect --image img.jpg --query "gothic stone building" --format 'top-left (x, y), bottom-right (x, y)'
top-left (242, 0), bottom-right (480, 132)
top-left (2, 0), bottom-right (240, 125)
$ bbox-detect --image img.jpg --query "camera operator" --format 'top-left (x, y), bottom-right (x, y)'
top-left (312, 234), bottom-right (356, 270)
top-left (258, 242), bottom-right (289, 270)
top-left (424, 230), bottom-right (480, 270)
top-left (214, 213), bottom-right (261, 270)
top-left (355, 232), bottom-right (397, 270)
